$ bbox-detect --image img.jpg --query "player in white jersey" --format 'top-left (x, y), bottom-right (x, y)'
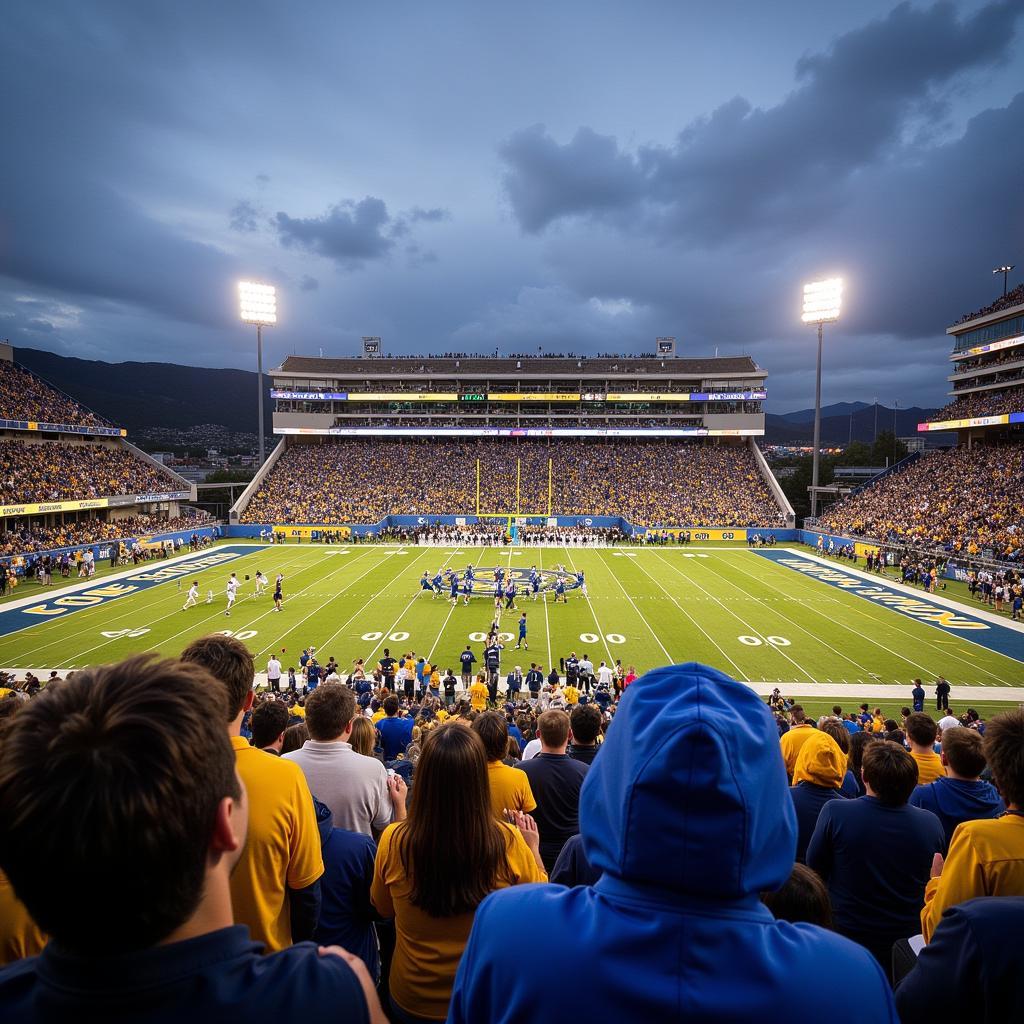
top-left (275, 573), bottom-right (285, 601)
top-left (254, 571), bottom-right (268, 596)
top-left (225, 573), bottom-right (239, 616)
top-left (182, 581), bottom-right (200, 610)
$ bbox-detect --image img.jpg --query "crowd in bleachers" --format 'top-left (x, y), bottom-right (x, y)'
top-left (928, 386), bottom-right (1024, 422)
top-left (0, 440), bottom-right (178, 504)
top-left (952, 281), bottom-right (1024, 325)
top-left (819, 445), bottom-right (1024, 559)
top-left (0, 360), bottom-right (111, 428)
top-left (1, 643), bottom-right (1021, 1022)
top-left (241, 439), bottom-right (784, 528)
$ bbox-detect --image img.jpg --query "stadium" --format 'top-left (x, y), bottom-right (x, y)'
top-left (2, 5), bottom-right (1024, 1022)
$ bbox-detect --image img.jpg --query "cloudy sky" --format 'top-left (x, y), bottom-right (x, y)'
top-left (1, 1), bottom-right (1022, 410)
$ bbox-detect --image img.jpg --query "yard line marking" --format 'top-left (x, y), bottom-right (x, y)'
top-left (650, 550), bottom-right (817, 684)
top-left (539, 547), bottom-right (553, 672)
top-left (595, 551), bottom-right (673, 663)
top-left (561, 547), bottom-right (615, 666)
top-left (628, 553), bottom-right (746, 678)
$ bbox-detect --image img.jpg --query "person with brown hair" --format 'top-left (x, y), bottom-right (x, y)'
top-left (0, 655), bottom-right (384, 1022)
top-left (909, 726), bottom-right (1004, 847)
top-left (920, 709), bottom-right (1024, 942)
top-left (348, 715), bottom-right (378, 759)
top-left (180, 635), bottom-right (323, 953)
top-left (779, 705), bottom-right (814, 779)
top-left (371, 722), bottom-right (545, 1022)
top-left (518, 709), bottom-right (589, 871)
top-left (904, 713), bottom-right (943, 785)
top-left (471, 710), bottom-right (536, 819)
top-left (761, 863), bottom-right (833, 928)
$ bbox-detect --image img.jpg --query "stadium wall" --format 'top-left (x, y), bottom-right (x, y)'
top-left (121, 438), bottom-right (197, 500)
top-left (750, 439), bottom-right (795, 527)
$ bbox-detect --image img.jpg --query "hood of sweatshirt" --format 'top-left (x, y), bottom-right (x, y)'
top-left (580, 662), bottom-right (796, 899)
top-left (791, 731), bottom-right (846, 789)
top-left (918, 776), bottom-right (1005, 818)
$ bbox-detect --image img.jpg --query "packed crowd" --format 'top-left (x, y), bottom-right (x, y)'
top-left (0, 360), bottom-right (111, 428)
top-left (0, 440), bottom-right (180, 505)
top-left (1, 644), bottom-right (1021, 1023)
top-left (928, 386), bottom-right (1024, 422)
top-left (952, 281), bottom-right (1024, 325)
top-left (818, 444), bottom-right (1024, 559)
top-left (242, 439), bottom-right (784, 528)
top-left (0, 509), bottom-right (215, 560)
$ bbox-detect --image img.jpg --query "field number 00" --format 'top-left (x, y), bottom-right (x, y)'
top-left (361, 631), bottom-right (410, 642)
top-left (738, 635), bottom-right (790, 647)
top-left (579, 632), bottom-right (626, 644)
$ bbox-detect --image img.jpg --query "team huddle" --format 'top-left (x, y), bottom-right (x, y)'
top-left (181, 569), bottom-right (285, 616)
top-left (419, 564), bottom-right (586, 607)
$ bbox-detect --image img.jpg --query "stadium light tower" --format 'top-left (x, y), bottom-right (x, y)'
top-left (238, 281), bottom-right (277, 467)
top-left (802, 277), bottom-right (843, 520)
top-left (993, 264), bottom-right (1015, 298)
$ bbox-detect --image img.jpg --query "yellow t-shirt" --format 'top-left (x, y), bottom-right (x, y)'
top-left (230, 737), bottom-right (324, 952)
top-left (0, 870), bottom-right (46, 966)
top-left (486, 760), bottom-right (537, 819)
top-left (921, 815), bottom-right (1024, 942)
top-left (470, 681), bottom-right (488, 711)
top-left (911, 750), bottom-right (944, 786)
top-left (371, 820), bottom-right (546, 1020)
top-left (435, 709), bottom-right (450, 722)
top-left (372, 709), bottom-right (386, 724)
top-left (564, 686), bottom-right (580, 706)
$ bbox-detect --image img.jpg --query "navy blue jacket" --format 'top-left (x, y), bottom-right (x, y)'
top-left (895, 897), bottom-right (1024, 1024)
top-left (908, 777), bottom-right (1005, 850)
top-left (0, 927), bottom-right (368, 1023)
top-left (549, 833), bottom-right (601, 888)
top-left (789, 783), bottom-right (843, 863)
top-left (449, 663), bottom-right (896, 1023)
top-left (807, 796), bottom-right (944, 963)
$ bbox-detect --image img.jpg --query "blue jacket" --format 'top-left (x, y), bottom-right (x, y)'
top-left (908, 777), bottom-right (1005, 850)
top-left (448, 663), bottom-right (896, 1023)
top-left (895, 897), bottom-right (1024, 1024)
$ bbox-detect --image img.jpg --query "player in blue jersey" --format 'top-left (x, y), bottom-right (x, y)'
top-left (493, 578), bottom-right (504, 612)
top-left (431, 570), bottom-right (444, 597)
top-left (462, 577), bottom-right (473, 605)
top-left (465, 565), bottom-right (476, 582)
top-left (554, 577), bottom-right (567, 604)
top-left (515, 612), bottom-right (528, 650)
top-left (495, 567), bottom-right (505, 584)
top-left (504, 580), bottom-right (517, 611)
top-left (529, 566), bottom-right (541, 601)
top-left (420, 570), bottom-right (434, 594)
top-left (575, 570), bottom-right (587, 598)
top-left (449, 571), bottom-right (460, 605)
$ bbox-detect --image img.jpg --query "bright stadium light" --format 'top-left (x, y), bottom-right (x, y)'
top-left (992, 264), bottom-right (1015, 298)
top-left (238, 281), bottom-right (277, 466)
top-left (802, 277), bottom-right (844, 521)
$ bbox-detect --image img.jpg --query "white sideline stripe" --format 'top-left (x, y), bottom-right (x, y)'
top-left (652, 550), bottom-right (819, 683)
top-left (725, 550), bottom-right (1015, 685)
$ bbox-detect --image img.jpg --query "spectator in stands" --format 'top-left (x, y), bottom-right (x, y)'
top-left (761, 863), bottom-right (833, 928)
top-left (908, 726), bottom-right (1004, 848)
top-left (517, 709), bottom-right (589, 872)
top-left (376, 695), bottom-right (413, 761)
top-left (312, 798), bottom-right (380, 983)
top-left (0, 656), bottom-right (383, 1022)
top-left (548, 832), bottom-right (601, 888)
top-left (283, 682), bottom-right (406, 838)
top-left (807, 741), bottom-right (945, 965)
top-left (0, 360), bottom-right (112, 428)
top-left (816, 717), bottom-right (859, 797)
top-left (895, 897), bottom-right (1024, 1024)
top-left (789, 731), bottom-right (847, 863)
top-left (567, 703), bottom-right (602, 765)
top-left (348, 715), bottom-right (378, 758)
top-left (905, 713), bottom-right (944, 785)
top-left (779, 704), bottom-right (814, 778)
top-left (179, 635), bottom-right (323, 953)
top-left (471, 711), bottom-right (536, 820)
top-left (251, 699), bottom-right (290, 755)
top-left (371, 723), bottom-right (545, 1022)
top-left (449, 663), bottom-right (895, 1023)
top-left (920, 709), bottom-right (1024, 941)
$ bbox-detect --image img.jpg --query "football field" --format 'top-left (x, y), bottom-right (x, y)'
top-left (2, 541), bottom-right (1023, 710)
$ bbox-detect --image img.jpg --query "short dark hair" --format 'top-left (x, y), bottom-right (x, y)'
top-left (0, 656), bottom-right (239, 955)
top-left (942, 727), bottom-right (985, 779)
top-left (251, 700), bottom-right (290, 749)
top-left (180, 633), bottom-right (254, 720)
top-left (761, 863), bottom-right (832, 928)
top-left (790, 705), bottom-right (805, 723)
top-left (983, 709), bottom-right (1024, 806)
top-left (305, 683), bottom-right (355, 741)
top-left (538, 709), bottom-right (570, 747)
top-left (831, 705), bottom-right (842, 717)
top-left (471, 710), bottom-right (509, 762)
top-left (905, 712), bottom-right (938, 748)
top-left (384, 695), bottom-right (400, 716)
top-left (281, 721), bottom-right (308, 755)
top-left (570, 704), bottom-right (602, 745)
top-left (861, 741), bottom-right (919, 805)
top-left (818, 719), bottom-right (850, 755)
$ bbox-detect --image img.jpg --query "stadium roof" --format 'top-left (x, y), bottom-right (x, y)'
top-left (277, 354), bottom-right (762, 376)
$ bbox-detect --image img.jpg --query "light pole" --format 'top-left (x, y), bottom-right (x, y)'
top-left (992, 265), bottom-right (1015, 298)
top-left (238, 281), bottom-right (277, 467)
top-left (802, 278), bottom-right (843, 520)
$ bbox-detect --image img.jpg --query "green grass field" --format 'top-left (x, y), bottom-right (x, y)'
top-left (1, 542), bottom-right (1022, 707)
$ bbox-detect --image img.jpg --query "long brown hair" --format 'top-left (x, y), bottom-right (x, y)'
top-left (395, 722), bottom-right (512, 917)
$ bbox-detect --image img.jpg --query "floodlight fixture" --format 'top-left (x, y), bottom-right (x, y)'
top-left (992, 265), bottom-right (1015, 298)
top-left (237, 280), bottom-right (277, 466)
top-left (801, 277), bottom-right (843, 323)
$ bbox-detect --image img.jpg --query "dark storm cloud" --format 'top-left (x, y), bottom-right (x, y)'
top-left (274, 198), bottom-right (450, 269)
top-left (229, 200), bottom-right (263, 233)
top-left (299, 275), bottom-right (320, 292)
top-left (502, 2), bottom-right (1021, 240)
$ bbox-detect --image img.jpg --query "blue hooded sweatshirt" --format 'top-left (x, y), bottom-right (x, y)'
top-left (908, 777), bottom-right (1005, 849)
top-left (448, 663), bottom-right (896, 1024)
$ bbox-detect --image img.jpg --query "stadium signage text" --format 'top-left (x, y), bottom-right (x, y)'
top-left (275, 426), bottom-right (765, 438)
top-left (0, 497), bottom-right (109, 518)
top-left (0, 419), bottom-right (126, 437)
top-left (917, 412), bottom-right (1024, 432)
top-left (955, 333), bottom-right (1024, 359)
